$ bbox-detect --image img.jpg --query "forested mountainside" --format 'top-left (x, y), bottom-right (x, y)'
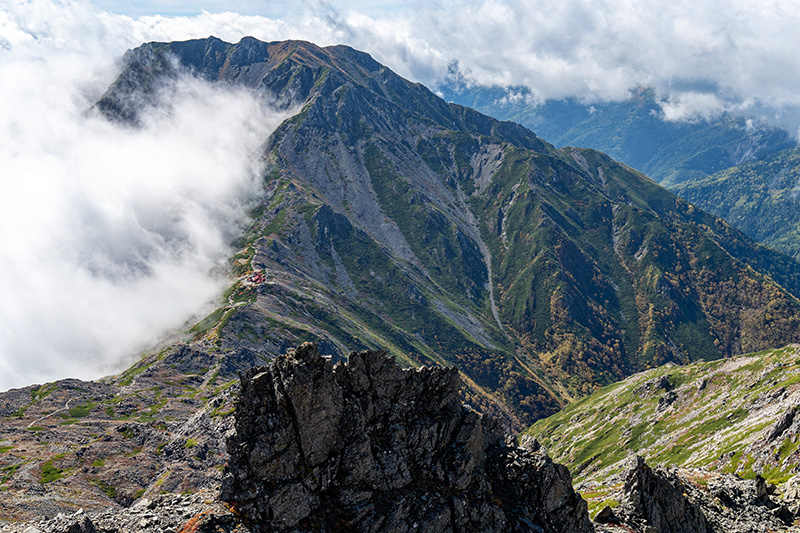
top-left (674, 145), bottom-right (800, 259)
top-left (96, 37), bottom-right (800, 424)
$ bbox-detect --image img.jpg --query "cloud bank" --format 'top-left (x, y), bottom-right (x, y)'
top-left (92, 0), bottom-right (800, 131)
top-left (337, 0), bottom-right (800, 129)
top-left (12, 0), bottom-right (796, 121)
top-left (0, 1), bottom-right (288, 390)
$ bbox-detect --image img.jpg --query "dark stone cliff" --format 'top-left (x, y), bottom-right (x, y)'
top-left (220, 343), bottom-right (593, 532)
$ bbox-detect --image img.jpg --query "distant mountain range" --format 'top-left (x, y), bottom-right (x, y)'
top-left (442, 84), bottom-right (800, 260)
top-left (441, 84), bottom-right (795, 186)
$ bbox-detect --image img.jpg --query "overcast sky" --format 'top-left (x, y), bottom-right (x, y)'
top-left (1, 0), bottom-right (799, 389)
top-left (75, 0), bottom-right (800, 126)
top-left (89, 0), bottom-right (412, 18)
top-left (6, 0), bottom-right (800, 118)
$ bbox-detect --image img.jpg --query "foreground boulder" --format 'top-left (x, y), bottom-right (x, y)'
top-left (220, 343), bottom-right (592, 532)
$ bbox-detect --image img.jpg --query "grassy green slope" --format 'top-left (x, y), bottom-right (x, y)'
top-left (527, 344), bottom-right (800, 488)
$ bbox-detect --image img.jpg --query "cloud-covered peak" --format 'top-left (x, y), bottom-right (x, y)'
top-left (0, 3), bottom-right (290, 390)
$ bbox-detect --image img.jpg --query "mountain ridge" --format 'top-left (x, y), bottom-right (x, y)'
top-left (93, 36), bottom-right (800, 421)
top-left (4, 343), bottom-right (800, 531)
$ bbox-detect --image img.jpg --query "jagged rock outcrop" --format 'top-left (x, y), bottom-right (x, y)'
top-left (765, 408), bottom-right (795, 443)
top-left (603, 456), bottom-right (795, 533)
top-left (220, 343), bottom-right (592, 532)
top-left (613, 456), bottom-right (708, 532)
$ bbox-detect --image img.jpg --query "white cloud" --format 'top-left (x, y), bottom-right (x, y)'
top-left (18, 0), bottom-right (797, 120)
top-left (312, 0), bottom-right (800, 129)
top-left (0, 1), bottom-right (290, 390)
top-left (657, 92), bottom-right (728, 123)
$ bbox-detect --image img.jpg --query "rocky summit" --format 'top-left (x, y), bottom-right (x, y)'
top-left (220, 342), bottom-right (592, 532)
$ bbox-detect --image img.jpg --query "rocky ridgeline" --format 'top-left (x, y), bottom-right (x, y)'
top-left (220, 342), bottom-right (593, 532)
top-left (6, 343), bottom-right (800, 532)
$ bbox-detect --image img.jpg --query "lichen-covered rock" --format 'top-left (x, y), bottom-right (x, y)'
top-left (221, 343), bottom-right (592, 533)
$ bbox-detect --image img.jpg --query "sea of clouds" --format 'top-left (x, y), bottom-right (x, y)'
top-left (1, 0), bottom-right (799, 389)
top-left (0, 1), bottom-right (290, 389)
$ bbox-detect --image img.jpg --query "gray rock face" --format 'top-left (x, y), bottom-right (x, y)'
top-left (607, 456), bottom-right (796, 533)
top-left (634, 375), bottom-right (673, 396)
top-left (616, 456), bottom-right (708, 533)
top-left (766, 408), bottom-right (795, 443)
top-left (220, 343), bottom-right (592, 533)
